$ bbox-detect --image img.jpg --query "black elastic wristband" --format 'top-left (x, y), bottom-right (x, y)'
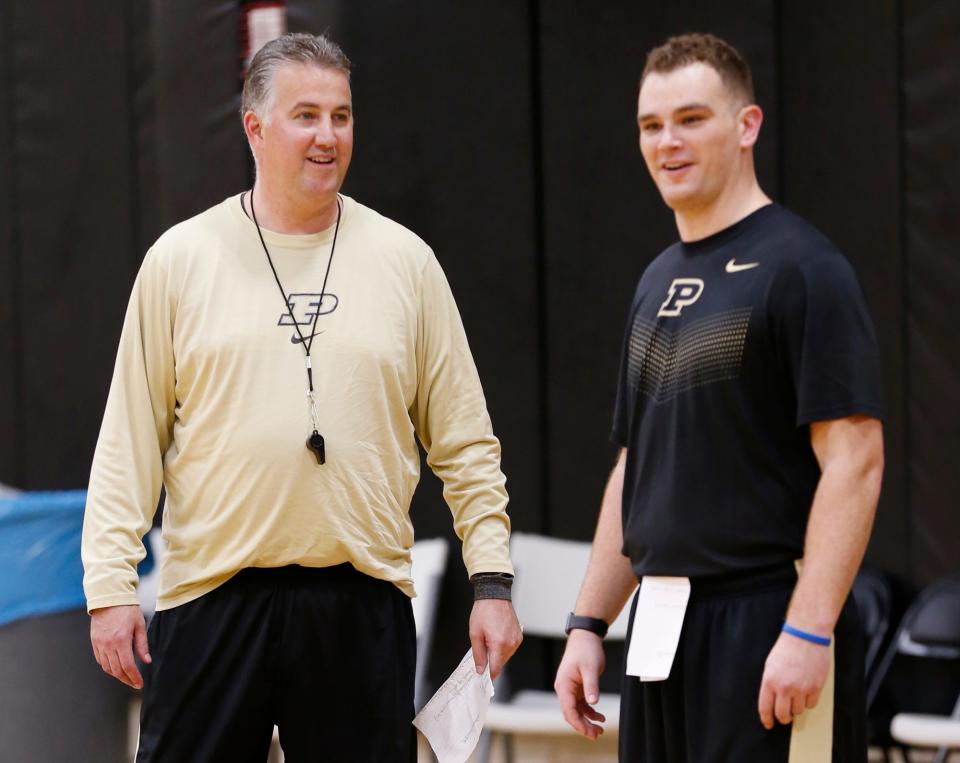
top-left (470, 572), bottom-right (513, 601)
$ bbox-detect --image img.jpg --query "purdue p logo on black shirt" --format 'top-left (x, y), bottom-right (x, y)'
top-left (657, 278), bottom-right (704, 317)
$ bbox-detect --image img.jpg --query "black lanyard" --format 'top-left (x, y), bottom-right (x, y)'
top-left (246, 189), bottom-right (342, 464)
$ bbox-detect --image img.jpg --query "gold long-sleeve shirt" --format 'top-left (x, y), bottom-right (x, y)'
top-left (82, 194), bottom-right (513, 612)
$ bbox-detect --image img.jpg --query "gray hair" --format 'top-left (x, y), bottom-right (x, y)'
top-left (241, 32), bottom-right (351, 120)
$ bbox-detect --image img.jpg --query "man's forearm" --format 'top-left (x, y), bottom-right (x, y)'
top-left (786, 417), bottom-right (884, 635)
top-left (573, 449), bottom-right (637, 622)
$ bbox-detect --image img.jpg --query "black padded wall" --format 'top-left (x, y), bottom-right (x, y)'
top-left (779, 0), bottom-right (906, 578)
top-left (902, 0), bottom-right (960, 584)
top-left (1, 1), bottom-right (141, 488)
top-left (0, 1), bottom-right (21, 486)
top-left (151, 1), bottom-right (248, 234)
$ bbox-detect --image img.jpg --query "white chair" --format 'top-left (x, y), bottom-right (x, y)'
top-left (891, 710), bottom-right (960, 753)
top-left (137, 529), bottom-right (165, 618)
top-left (483, 532), bottom-right (634, 757)
top-left (410, 536), bottom-right (450, 710)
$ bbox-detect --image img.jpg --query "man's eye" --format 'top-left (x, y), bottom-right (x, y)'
top-left (296, 113), bottom-right (316, 120)
top-left (682, 115), bottom-right (704, 125)
top-left (641, 123), bottom-right (661, 133)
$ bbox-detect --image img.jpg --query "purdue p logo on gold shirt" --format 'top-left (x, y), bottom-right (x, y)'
top-left (657, 278), bottom-right (704, 317)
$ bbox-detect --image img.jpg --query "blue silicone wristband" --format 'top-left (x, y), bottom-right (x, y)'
top-left (782, 623), bottom-right (831, 646)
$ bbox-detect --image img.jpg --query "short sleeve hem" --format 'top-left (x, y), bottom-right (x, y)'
top-left (796, 402), bottom-right (885, 427)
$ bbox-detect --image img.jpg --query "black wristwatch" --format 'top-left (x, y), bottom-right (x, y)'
top-left (565, 612), bottom-right (609, 638)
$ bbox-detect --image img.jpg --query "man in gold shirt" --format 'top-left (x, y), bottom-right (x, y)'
top-left (82, 32), bottom-right (521, 762)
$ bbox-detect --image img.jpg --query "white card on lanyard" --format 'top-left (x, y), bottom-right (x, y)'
top-left (625, 576), bottom-right (691, 681)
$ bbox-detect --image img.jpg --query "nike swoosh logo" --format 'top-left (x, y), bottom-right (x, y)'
top-left (291, 331), bottom-right (324, 345)
top-left (725, 258), bottom-right (760, 273)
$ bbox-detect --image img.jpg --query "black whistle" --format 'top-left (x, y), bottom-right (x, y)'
top-left (307, 431), bottom-right (325, 465)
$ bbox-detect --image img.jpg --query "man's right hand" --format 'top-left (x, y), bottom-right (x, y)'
top-left (90, 604), bottom-right (151, 689)
top-left (554, 629), bottom-right (607, 740)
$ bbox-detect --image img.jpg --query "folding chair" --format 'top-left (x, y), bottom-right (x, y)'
top-left (852, 567), bottom-right (895, 682)
top-left (868, 573), bottom-right (960, 763)
top-left (410, 536), bottom-right (449, 710)
top-left (482, 533), bottom-right (634, 762)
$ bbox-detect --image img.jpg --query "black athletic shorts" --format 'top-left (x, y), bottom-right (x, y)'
top-left (619, 563), bottom-right (865, 762)
top-left (136, 564), bottom-right (417, 763)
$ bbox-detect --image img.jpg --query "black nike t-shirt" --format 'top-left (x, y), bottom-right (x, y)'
top-left (611, 203), bottom-right (884, 578)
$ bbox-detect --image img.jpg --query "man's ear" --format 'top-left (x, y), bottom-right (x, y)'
top-left (242, 110), bottom-right (264, 150)
top-left (738, 104), bottom-right (763, 149)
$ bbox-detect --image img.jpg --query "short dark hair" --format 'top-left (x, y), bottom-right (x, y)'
top-left (241, 32), bottom-right (351, 119)
top-left (640, 33), bottom-right (754, 105)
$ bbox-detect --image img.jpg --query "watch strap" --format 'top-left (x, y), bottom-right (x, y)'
top-left (565, 612), bottom-right (609, 638)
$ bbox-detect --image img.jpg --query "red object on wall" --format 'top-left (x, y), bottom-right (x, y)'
top-left (239, 1), bottom-right (287, 79)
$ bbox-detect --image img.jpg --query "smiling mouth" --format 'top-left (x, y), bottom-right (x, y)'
top-left (663, 162), bottom-right (692, 172)
top-left (307, 157), bottom-right (335, 165)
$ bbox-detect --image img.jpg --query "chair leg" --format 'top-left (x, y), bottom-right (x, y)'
top-left (476, 729), bottom-right (492, 763)
top-left (933, 695), bottom-right (960, 763)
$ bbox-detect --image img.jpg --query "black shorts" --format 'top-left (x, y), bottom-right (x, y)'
top-left (619, 563), bottom-right (866, 762)
top-left (136, 564), bottom-right (417, 763)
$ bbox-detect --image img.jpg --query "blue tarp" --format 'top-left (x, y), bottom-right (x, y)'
top-left (0, 490), bottom-right (87, 627)
top-left (0, 491), bottom-right (155, 627)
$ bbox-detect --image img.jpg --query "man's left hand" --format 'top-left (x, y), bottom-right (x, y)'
top-left (469, 599), bottom-right (523, 680)
top-left (757, 631), bottom-right (831, 729)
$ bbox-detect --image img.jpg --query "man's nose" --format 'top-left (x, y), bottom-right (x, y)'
top-left (313, 118), bottom-right (336, 146)
top-left (658, 124), bottom-right (681, 150)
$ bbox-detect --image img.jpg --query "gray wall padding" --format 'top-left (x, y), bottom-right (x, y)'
top-left (0, 610), bottom-right (131, 762)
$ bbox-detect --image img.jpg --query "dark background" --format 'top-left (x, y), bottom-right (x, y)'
top-left (1, 1), bottom-right (957, 691)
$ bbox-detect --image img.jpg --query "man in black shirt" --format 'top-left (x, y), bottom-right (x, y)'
top-left (554, 33), bottom-right (884, 761)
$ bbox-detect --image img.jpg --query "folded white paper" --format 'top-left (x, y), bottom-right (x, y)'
top-left (413, 650), bottom-right (495, 763)
top-left (626, 575), bottom-right (691, 681)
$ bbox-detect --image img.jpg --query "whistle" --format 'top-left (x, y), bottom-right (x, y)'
top-left (307, 431), bottom-right (325, 465)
